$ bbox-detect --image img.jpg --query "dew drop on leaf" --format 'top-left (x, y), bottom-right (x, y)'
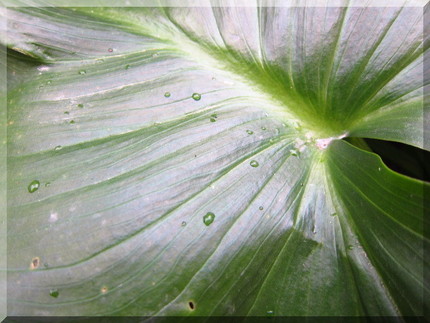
top-left (331, 212), bottom-right (337, 217)
top-left (203, 212), bottom-right (215, 226)
top-left (78, 70), bottom-right (86, 75)
top-left (267, 310), bottom-right (274, 316)
top-left (261, 126), bottom-right (266, 130)
top-left (28, 180), bottom-right (40, 193)
top-left (49, 289), bottom-right (59, 298)
top-left (290, 149), bottom-right (300, 157)
top-left (64, 111), bottom-right (69, 115)
top-left (181, 221), bottom-right (187, 227)
top-left (70, 120), bottom-right (75, 124)
top-left (259, 206), bottom-right (263, 210)
top-left (77, 104), bottom-right (84, 108)
top-left (125, 64), bottom-right (130, 70)
top-left (54, 145), bottom-right (62, 151)
top-left (292, 121), bottom-right (301, 130)
top-left (192, 93), bottom-right (201, 101)
top-left (164, 92), bottom-right (171, 98)
top-left (250, 160), bottom-right (259, 167)
top-left (108, 48), bottom-right (113, 52)
top-left (246, 130), bottom-right (254, 135)
top-left (210, 117), bottom-right (216, 122)
top-left (347, 245), bottom-right (354, 250)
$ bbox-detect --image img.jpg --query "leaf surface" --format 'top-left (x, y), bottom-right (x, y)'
top-left (4, 4), bottom-right (429, 316)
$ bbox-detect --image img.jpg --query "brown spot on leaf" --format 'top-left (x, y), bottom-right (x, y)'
top-left (188, 301), bottom-right (195, 310)
top-left (30, 257), bottom-right (40, 270)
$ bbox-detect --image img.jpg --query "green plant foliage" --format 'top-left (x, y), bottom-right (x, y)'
top-left (3, 2), bottom-right (429, 317)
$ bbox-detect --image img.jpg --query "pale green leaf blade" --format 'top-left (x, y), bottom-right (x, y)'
top-left (4, 4), bottom-right (428, 317)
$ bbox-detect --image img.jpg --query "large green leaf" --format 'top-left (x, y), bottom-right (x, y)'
top-left (3, 3), bottom-right (429, 317)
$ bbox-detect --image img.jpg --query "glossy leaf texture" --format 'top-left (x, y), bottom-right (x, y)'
top-left (3, 3), bottom-right (429, 317)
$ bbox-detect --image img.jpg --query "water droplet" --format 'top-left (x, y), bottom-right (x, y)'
top-left (101, 286), bottom-right (108, 294)
top-left (108, 48), bottom-right (113, 52)
top-left (290, 149), bottom-right (300, 157)
top-left (45, 182), bottom-right (51, 187)
top-left (378, 167), bottom-right (381, 171)
top-left (211, 113), bottom-right (217, 119)
top-left (125, 64), bottom-right (130, 70)
top-left (181, 221), bottom-right (187, 227)
top-left (49, 289), bottom-right (59, 298)
top-left (330, 212), bottom-right (337, 217)
top-left (164, 92), bottom-right (171, 98)
top-left (78, 70), bottom-right (86, 75)
top-left (203, 212), bottom-right (215, 226)
top-left (192, 93), bottom-right (201, 101)
top-left (261, 126), bottom-right (266, 130)
top-left (54, 145), bottom-right (62, 151)
top-left (347, 245), bottom-right (353, 250)
top-left (259, 206), bottom-right (263, 210)
top-left (46, 80), bottom-right (52, 85)
top-left (246, 130), bottom-right (254, 135)
top-left (210, 117), bottom-right (216, 122)
top-left (70, 120), bottom-right (75, 124)
top-left (28, 180), bottom-right (40, 193)
top-left (77, 104), bottom-right (84, 108)
top-left (64, 111), bottom-right (69, 115)
top-left (292, 121), bottom-right (301, 130)
top-left (267, 310), bottom-right (274, 316)
top-left (250, 160), bottom-right (259, 167)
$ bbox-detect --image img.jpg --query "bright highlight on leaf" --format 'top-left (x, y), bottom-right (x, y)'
top-left (3, 2), bottom-right (428, 318)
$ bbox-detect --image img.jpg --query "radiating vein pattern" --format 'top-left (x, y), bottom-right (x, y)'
top-left (5, 4), bottom-right (428, 317)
